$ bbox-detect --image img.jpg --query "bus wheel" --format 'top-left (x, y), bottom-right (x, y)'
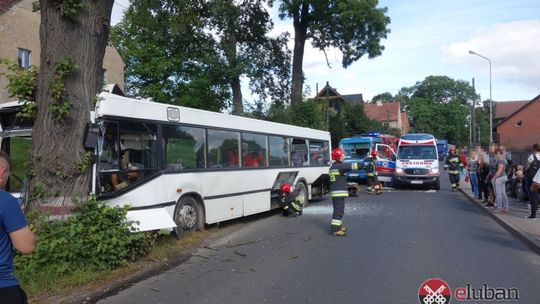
top-left (174, 196), bottom-right (204, 237)
top-left (296, 182), bottom-right (308, 208)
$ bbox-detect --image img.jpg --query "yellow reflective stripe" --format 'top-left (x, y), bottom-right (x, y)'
top-left (331, 219), bottom-right (342, 226)
top-left (331, 190), bottom-right (349, 197)
top-left (352, 163), bottom-right (358, 170)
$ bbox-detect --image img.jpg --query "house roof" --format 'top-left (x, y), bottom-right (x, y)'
top-left (496, 94), bottom-right (540, 127)
top-left (494, 100), bottom-right (529, 119)
top-left (363, 101), bottom-right (400, 122)
top-left (0, 0), bottom-right (23, 15)
top-left (311, 85), bottom-right (363, 105)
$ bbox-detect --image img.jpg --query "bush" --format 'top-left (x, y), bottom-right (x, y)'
top-left (14, 199), bottom-right (155, 282)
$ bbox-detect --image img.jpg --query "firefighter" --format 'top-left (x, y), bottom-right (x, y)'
top-left (279, 182), bottom-right (303, 217)
top-left (366, 150), bottom-right (383, 195)
top-left (445, 147), bottom-right (463, 191)
top-left (329, 148), bottom-right (361, 236)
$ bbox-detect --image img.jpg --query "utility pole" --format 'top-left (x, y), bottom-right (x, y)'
top-left (471, 78), bottom-right (476, 147)
top-left (326, 81), bottom-right (330, 131)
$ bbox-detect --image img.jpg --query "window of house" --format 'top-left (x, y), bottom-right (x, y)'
top-left (241, 133), bottom-right (267, 168)
top-left (163, 125), bottom-right (206, 170)
top-left (17, 48), bottom-right (31, 69)
top-left (269, 136), bottom-right (289, 167)
top-left (207, 129), bottom-right (239, 168)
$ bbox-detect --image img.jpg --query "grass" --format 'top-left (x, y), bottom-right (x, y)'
top-left (25, 230), bottom-right (213, 303)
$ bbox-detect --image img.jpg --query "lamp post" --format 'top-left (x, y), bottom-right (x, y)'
top-left (468, 50), bottom-right (492, 143)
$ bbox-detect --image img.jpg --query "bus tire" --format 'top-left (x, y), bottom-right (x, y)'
top-left (296, 181), bottom-right (308, 208)
top-left (173, 196), bottom-right (204, 238)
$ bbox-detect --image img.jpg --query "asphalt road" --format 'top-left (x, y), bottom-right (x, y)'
top-left (98, 174), bottom-right (540, 304)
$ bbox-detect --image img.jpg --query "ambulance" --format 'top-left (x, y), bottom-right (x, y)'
top-left (393, 133), bottom-right (440, 190)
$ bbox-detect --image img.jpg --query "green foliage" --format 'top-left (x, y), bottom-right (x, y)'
top-left (56, 0), bottom-right (87, 19)
top-left (75, 151), bottom-right (93, 173)
top-left (328, 103), bottom-right (383, 147)
top-left (398, 75), bottom-right (478, 146)
top-left (290, 101), bottom-right (325, 130)
top-left (32, 1), bottom-right (40, 12)
top-left (48, 58), bottom-right (78, 122)
top-left (14, 199), bottom-right (154, 284)
top-left (371, 92), bottom-right (393, 103)
top-left (0, 59), bottom-right (38, 120)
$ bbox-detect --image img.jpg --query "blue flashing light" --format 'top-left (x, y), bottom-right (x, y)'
top-left (367, 132), bottom-right (380, 137)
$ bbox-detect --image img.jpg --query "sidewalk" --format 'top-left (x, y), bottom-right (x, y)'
top-left (459, 178), bottom-right (540, 255)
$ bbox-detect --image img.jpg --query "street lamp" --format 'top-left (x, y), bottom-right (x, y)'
top-left (468, 50), bottom-right (493, 143)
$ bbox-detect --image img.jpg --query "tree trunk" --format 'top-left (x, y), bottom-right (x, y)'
top-left (290, 3), bottom-right (309, 109)
top-left (31, 0), bottom-right (114, 207)
top-left (225, 30), bottom-right (243, 116)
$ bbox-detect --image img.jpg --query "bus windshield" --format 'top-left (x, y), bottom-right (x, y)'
top-left (398, 145), bottom-right (437, 160)
top-left (340, 143), bottom-right (370, 159)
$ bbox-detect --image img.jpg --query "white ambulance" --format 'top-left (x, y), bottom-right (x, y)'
top-left (393, 133), bottom-right (440, 190)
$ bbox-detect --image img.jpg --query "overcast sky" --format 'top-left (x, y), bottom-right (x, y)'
top-left (111, 0), bottom-right (540, 103)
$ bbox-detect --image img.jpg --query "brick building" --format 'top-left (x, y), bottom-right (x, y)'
top-left (311, 83), bottom-right (410, 134)
top-left (495, 94), bottom-right (540, 149)
top-left (0, 0), bottom-right (125, 103)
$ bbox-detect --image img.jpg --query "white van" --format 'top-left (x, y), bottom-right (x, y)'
top-left (393, 133), bottom-right (440, 190)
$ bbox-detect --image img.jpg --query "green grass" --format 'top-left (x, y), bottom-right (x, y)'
top-left (8, 136), bottom-right (32, 191)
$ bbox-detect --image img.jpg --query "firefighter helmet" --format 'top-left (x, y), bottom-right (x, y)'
top-left (280, 183), bottom-right (292, 194)
top-left (371, 150), bottom-right (378, 158)
top-left (332, 148), bottom-right (344, 161)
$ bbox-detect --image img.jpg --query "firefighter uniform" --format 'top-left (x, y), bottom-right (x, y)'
top-left (366, 156), bottom-right (382, 194)
top-left (329, 159), bottom-right (359, 236)
top-left (281, 189), bottom-right (303, 217)
top-left (445, 151), bottom-right (463, 191)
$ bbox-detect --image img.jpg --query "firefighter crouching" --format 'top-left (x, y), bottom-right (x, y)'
top-left (329, 148), bottom-right (362, 236)
top-left (445, 147), bottom-right (463, 191)
top-left (279, 183), bottom-right (303, 217)
top-left (366, 150), bottom-right (383, 195)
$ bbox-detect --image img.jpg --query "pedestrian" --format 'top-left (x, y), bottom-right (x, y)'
top-left (366, 150), bottom-right (382, 195)
top-left (467, 150), bottom-right (480, 199)
top-left (529, 163), bottom-right (540, 220)
top-left (477, 154), bottom-right (490, 202)
top-left (0, 151), bottom-right (35, 304)
top-left (492, 149), bottom-right (509, 213)
top-left (444, 147), bottom-right (462, 191)
top-left (329, 148), bottom-right (360, 236)
top-left (486, 143), bottom-right (498, 207)
top-left (524, 144), bottom-right (540, 215)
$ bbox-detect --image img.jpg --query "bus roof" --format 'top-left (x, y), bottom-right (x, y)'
top-left (96, 93), bottom-right (330, 140)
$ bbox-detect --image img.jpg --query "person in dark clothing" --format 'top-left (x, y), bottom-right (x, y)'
top-left (279, 183), bottom-right (303, 217)
top-left (329, 148), bottom-right (360, 236)
top-left (366, 150), bottom-right (382, 195)
top-left (445, 147), bottom-right (463, 191)
top-left (477, 154), bottom-right (490, 202)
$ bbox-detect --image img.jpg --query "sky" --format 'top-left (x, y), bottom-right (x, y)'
top-left (111, 0), bottom-right (540, 103)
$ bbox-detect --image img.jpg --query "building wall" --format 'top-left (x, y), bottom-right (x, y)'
top-left (497, 98), bottom-right (540, 149)
top-left (0, 1), bottom-right (124, 102)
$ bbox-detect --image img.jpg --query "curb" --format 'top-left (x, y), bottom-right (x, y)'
top-left (459, 189), bottom-right (540, 256)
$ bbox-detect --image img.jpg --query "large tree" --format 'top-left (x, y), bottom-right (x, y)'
top-left (30, 0), bottom-right (114, 206)
top-left (111, 0), bottom-right (290, 114)
top-left (399, 76), bottom-right (478, 146)
top-left (276, 0), bottom-right (390, 108)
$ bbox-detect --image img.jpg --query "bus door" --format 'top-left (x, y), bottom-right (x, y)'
top-left (375, 143), bottom-right (396, 182)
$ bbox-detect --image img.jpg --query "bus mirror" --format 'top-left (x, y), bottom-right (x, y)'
top-left (83, 123), bottom-right (99, 149)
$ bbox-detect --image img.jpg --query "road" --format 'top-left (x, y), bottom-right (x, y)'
top-left (98, 174), bottom-right (540, 304)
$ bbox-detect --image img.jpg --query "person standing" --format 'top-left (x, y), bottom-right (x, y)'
top-left (445, 147), bottom-right (463, 191)
top-left (0, 151), bottom-right (35, 304)
top-left (492, 149), bottom-right (509, 213)
top-left (525, 143), bottom-right (540, 219)
top-left (486, 143), bottom-right (498, 207)
top-left (329, 148), bottom-right (360, 236)
top-left (365, 150), bottom-right (382, 195)
top-left (477, 154), bottom-right (490, 202)
top-left (467, 150), bottom-right (480, 199)
top-left (529, 163), bottom-right (540, 220)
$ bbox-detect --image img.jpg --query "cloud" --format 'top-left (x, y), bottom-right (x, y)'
top-left (442, 19), bottom-right (540, 89)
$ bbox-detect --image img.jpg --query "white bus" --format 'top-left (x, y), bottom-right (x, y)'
top-left (0, 93), bottom-right (331, 234)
